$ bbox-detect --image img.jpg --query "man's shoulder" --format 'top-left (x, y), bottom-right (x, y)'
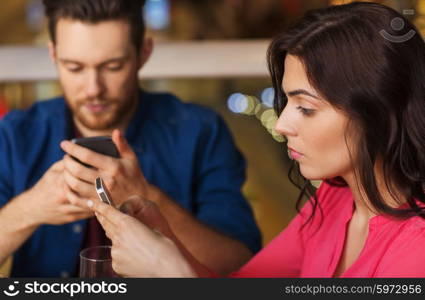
top-left (142, 91), bottom-right (220, 124)
top-left (2, 96), bottom-right (65, 127)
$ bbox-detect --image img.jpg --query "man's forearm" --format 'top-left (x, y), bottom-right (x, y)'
top-left (0, 192), bottom-right (39, 265)
top-left (149, 187), bottom-right (253, 276)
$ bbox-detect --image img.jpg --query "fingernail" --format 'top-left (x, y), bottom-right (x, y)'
top-left (87, 200), bottom-right (94, 208)
top-left (60, 141), bottom-right (69, 149)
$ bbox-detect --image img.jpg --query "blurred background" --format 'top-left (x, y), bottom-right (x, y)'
top-left (0, 0), bottom-right (423, 246)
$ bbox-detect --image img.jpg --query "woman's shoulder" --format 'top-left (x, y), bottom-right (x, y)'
top-left (399, 214), bottom-right (425, 231)
top-left (374, 214), bottom-right (425, 277)
top-left (376, 199), bottom-right (425, 231)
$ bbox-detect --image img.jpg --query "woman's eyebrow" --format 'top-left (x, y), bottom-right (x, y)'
top-left (287, 89), bottom-right (320, 100)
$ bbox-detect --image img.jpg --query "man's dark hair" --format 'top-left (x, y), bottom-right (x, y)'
top-left (43, 0), bottom-right (146, 49)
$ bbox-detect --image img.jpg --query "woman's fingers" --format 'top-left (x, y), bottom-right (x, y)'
top-left (91, 200), bottom-right (123, 226)
top-left (90, 198), bottom-right (159, 241)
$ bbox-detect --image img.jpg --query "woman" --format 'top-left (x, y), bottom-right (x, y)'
top-left (89, 2), bottom-right (425, 277)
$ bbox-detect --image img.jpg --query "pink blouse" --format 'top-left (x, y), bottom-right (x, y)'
top-left (229, 182), bottom-right (425, 277)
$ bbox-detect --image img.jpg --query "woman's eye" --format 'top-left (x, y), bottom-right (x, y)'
top-left (296, 106), bottom-right (315, 116)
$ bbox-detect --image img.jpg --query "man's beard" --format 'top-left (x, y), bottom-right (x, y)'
top-left (66, 95), bottom-right (137, 131)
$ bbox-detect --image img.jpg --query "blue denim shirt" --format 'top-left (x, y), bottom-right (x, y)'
top-left (0, 90), bottom-right (261, 277)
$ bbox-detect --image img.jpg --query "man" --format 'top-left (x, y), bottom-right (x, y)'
top-left (0, 0), bottom-right (261, 277)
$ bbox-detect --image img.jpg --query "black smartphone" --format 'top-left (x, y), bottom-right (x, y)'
top-left (71, 136), bottom-right (119, 167)
top-left (71, 136), bottom-right (120, 157)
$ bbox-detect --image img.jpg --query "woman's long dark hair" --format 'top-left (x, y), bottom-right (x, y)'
top-left (267, 2), bottom-right (425, 223)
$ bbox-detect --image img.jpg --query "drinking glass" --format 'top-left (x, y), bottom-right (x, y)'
top-left (79, 245), bottom-right (117, 278)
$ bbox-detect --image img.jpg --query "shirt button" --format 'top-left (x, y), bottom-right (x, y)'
top-left (73, 224), bottom-right (82, 234)
top-left (61, 271), bottom-right (70, 278)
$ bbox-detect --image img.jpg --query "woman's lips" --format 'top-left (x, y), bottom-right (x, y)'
top-left (288, 147), bottom-right (303, 160)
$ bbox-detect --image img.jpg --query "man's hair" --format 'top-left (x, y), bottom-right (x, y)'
top-left (43, 0), bottom-right (146, 49)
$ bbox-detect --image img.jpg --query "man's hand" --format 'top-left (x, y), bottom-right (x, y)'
top-left (60, 129), bottom-right (150, 207)
top-left (24, 160), bottom-right (94, 226)
top-left (0, 159), bottom-right (94, 266)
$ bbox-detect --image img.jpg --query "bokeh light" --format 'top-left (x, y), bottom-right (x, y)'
top-left (26, 0), bottom-right (44, 33)
top-left (227, 89), bottom-right (284, 143)
top-left (144, 0), bottom-right (170, 30)
top-left (260, 87), bottom-right (274, 108)
top-left (227, 93), bottom-right (248, 114)
top-left (244, 96), bottom-right (258, 115)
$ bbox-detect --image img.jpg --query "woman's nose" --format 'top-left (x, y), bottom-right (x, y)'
top-left (274, 107), bottom-right (296, 138)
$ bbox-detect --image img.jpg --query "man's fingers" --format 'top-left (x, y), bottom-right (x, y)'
top-left (112, 129), bottom-right (137, 160)
top-left (65, 185), bottom-right (93, 208)
top-left (126, 196), bottom-right (167, 232)
top-left (118, 201), bottom-right (136, 216)
top-left (63, 154), bottom-right (98, 184)
top-left (61, 204), bottom-right (93, 214)
top-left (50, 160), bottom-right (64, 171)
top-left (64, 171), bottom-right (97, 200)
top-left (60, 140), bottom-right (115, 170)
top-left (117, 195), bottom-right (144, 215)
top-left (66, 211), bottom-right (95, 222)
top-left (118, 195), bottom-right (174, 240)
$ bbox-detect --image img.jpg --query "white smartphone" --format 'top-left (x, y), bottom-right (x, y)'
top-left (95, 177), bottom-right (113, 206)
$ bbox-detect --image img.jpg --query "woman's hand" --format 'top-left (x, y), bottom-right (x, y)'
top-left (89, 196), bottom-right (197, 278)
